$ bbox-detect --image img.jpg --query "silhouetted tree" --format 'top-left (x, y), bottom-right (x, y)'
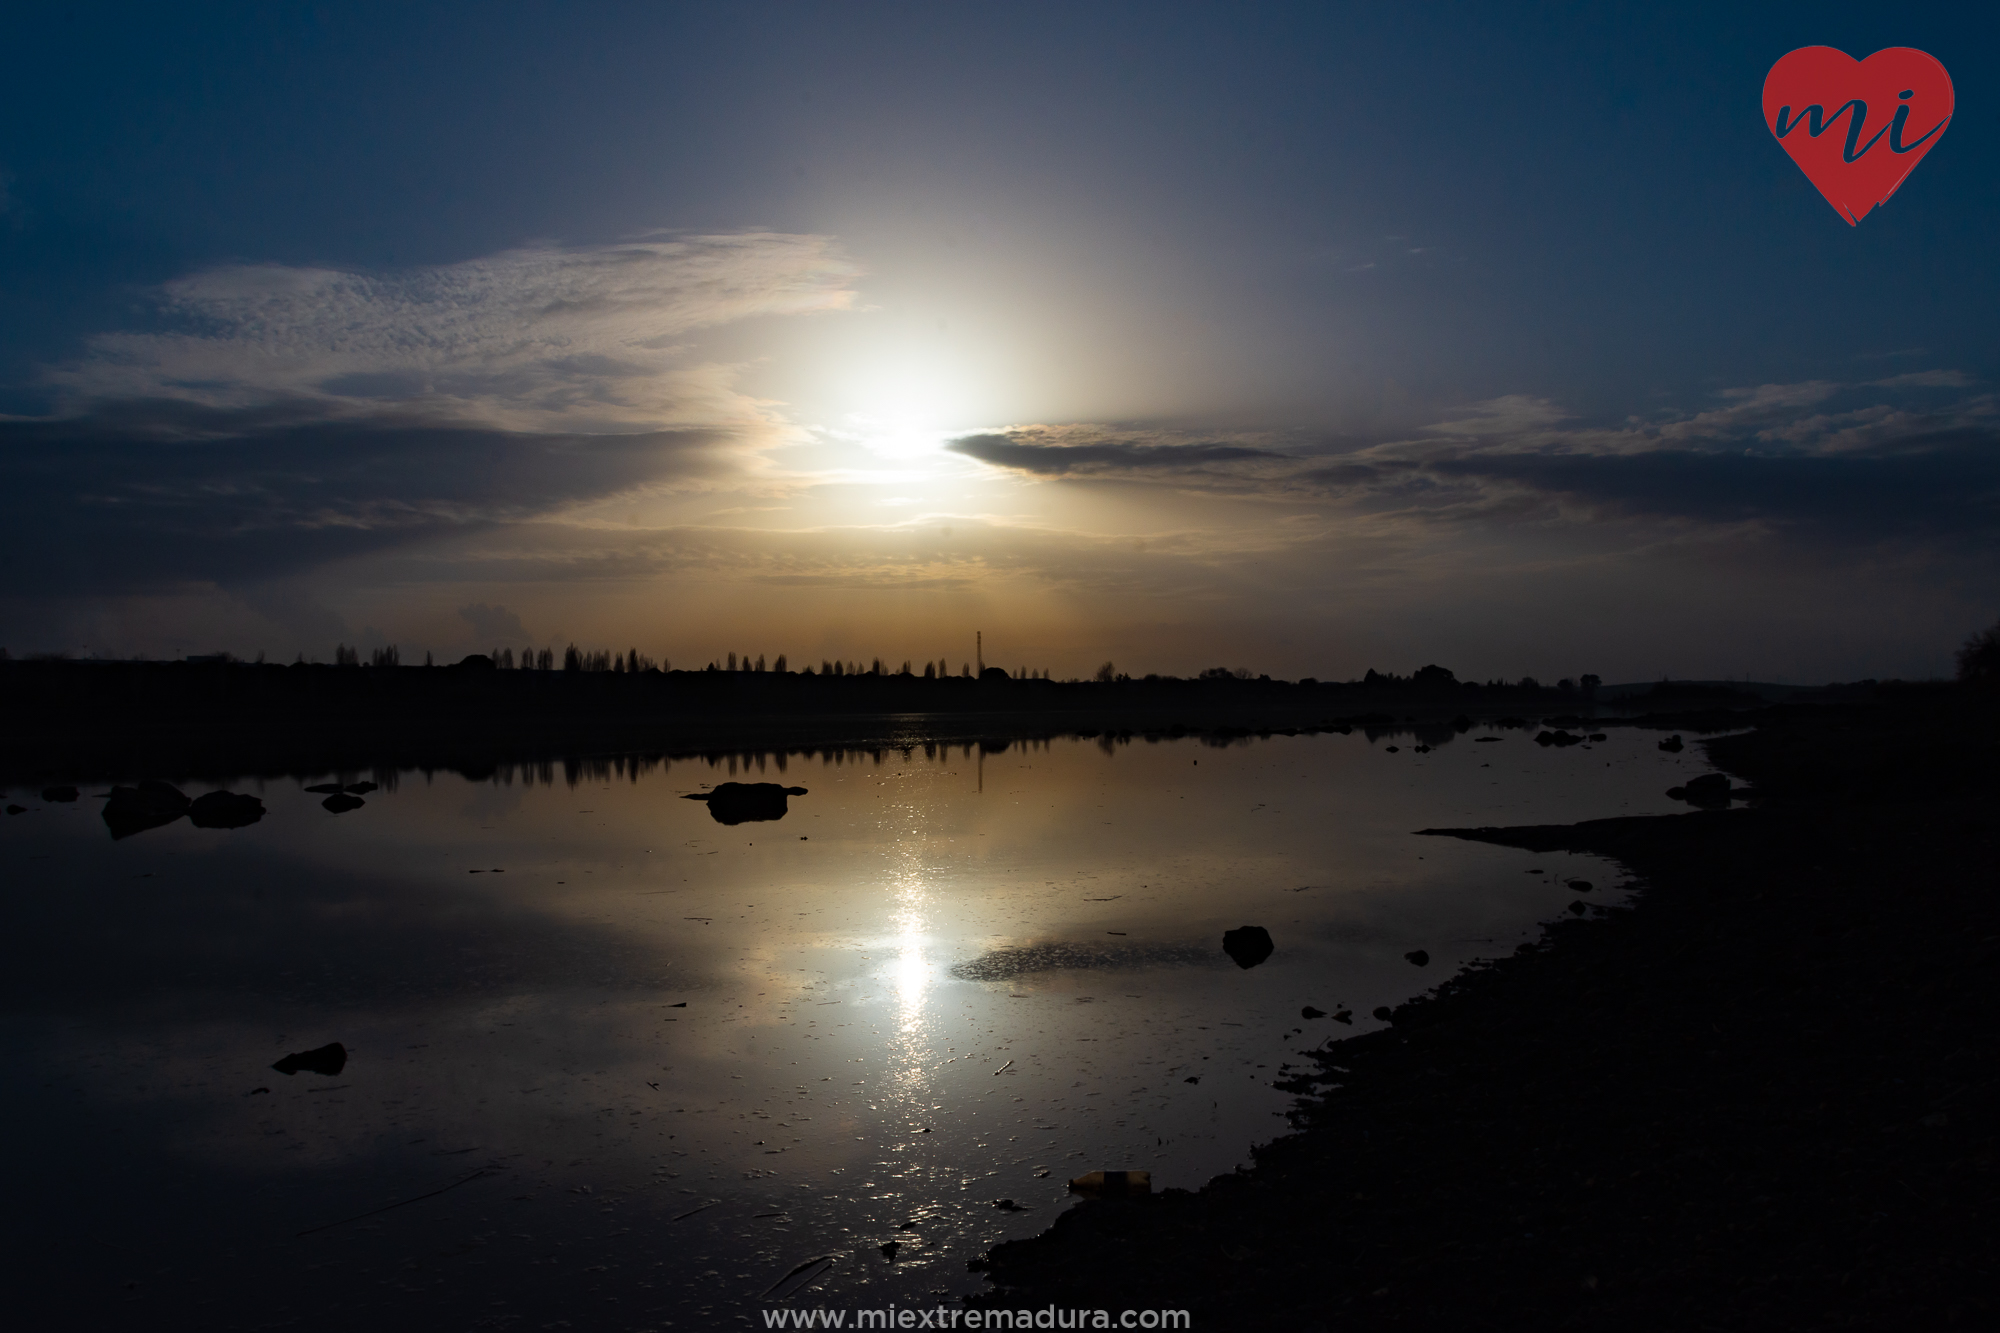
top-left (1958, 619), bottom-right (2000, 683)
top-left (774, 654), bottom-right (786, 673)
top-left (1096, 661), bottom-right (1116, 683)
top-left (1580, 674), bottom-right (1601, 699)
top-left (373, 645), bottom-right (401, 668)
top-left (563, 644), bottom-right (581, 672)
top-left (424, 650), bottom-right (434, 667)
top-left (923, 661), bottom-right (936, 679)
top-left (334, 644), bottom-right (359, 667)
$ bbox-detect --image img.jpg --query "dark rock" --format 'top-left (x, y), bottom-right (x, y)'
top-left (321, 793), bottom-right (366, 813)
top-left (1301, 1006), bottom-right (1326, 1019)
top-left (188, 790), bottom-right (266, 829)
top-left (1475, 736), bottom-right (1501, 743)
top-left (272, 1041), bottom-right (347, 1076)
top-left (1658, 734), bottom-right (1684, 752)
top-left (1221, 925), bottom-right (1275, 969)
top-left (1568, 901), bottom-right (1589, 915)
top-left (1332, 1010), bottom-right (1353, 1024)
top-left (880, 1241), bottom-right (900, 1260)
top-left (1385, 746), bottom-right (1399, 753)
top-left (1588, 733), bottom-right (1608, 742)
top-left (1405, 949), bottom-right (1430, 966)
top-left (41, 786), bottom-right (78, 802)
top-left (1184, 1076), bottom-right (1200, 1084)
top-left (992, 1199), bottom-right (1025, 1211)
top-left (303, 783), bottom-right (345, 794)
top-left (1566, 879), bottom-right (1593, 891)
top-left (103, 781), bottom-right (191, 839)
top-left (344, 781), bottom-right (378, 794)
top-left (683, 781), bottom-right (809, 825)
top-left (1413, 744), bottom-right (1432, 753)
top-left (5, 805), bottom-right (24, 815)
top-left (1534, 729), bottom-right (1583, 747)
top-left (1371, 1006), bottom-right (1394, 1021)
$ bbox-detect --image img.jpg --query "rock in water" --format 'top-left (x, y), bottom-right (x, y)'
top-left (683, 782), bottom-right (809, 825)
top-left (321, 793), bottom-right (365, 813)
top-left (344, 781), bottom-right (378, 794)
top-left (1301, 1006), bottom-right (1327, 1019)
top-left (272, 1042), bottom-right (347, 1076)
top-left (188, 790), bottom-right (265, 829)
top-left (303, 783), bottom-right (345, 794)
top-left (1221, 925), bottom-right (1275, 969)
top-left (1405, 949), bottom-right (1431, 967)
top-left (102, 781), bottom-right (192, 839)
top-left (1658, 735), bottom-right (1684, 752)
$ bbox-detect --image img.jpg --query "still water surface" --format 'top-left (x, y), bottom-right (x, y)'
top-left (2, 726), bottom-right (1712, 1329)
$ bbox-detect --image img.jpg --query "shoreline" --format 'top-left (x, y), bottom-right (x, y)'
top-left (966, 690), bottom-right (1999, 1329)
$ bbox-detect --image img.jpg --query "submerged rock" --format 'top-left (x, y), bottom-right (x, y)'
top-left (188, 790), bottom-right (265, 829)
top-left (1221, 925), bottom-right (1275, 969)
top-left (103, 781), bottom-right (191, 839)
top-left (272, 1041), bottom-right (347, 1076)
top-left (684, 781), bottom-right (808, 825)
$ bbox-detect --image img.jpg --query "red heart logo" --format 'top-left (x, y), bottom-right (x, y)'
top-left (1763, 46), bottom-right (1953, 225)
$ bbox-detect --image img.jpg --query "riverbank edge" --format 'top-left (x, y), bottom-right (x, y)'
top-left (964, 693), bottom-right (1999, 1330)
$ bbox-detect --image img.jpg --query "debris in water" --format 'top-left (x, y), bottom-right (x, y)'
top-left (1332, 1010), bottom-right (1353, 1024)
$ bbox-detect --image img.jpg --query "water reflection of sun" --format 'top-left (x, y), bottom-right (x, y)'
top-left (885, 863), bottom-right (937, 1098)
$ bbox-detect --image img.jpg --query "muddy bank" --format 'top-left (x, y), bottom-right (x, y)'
top-left (969, 690), bottom-right (2000, 1330)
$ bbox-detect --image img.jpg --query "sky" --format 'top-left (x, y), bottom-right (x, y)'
top-left (1, 1), bottom-right (1995, 682)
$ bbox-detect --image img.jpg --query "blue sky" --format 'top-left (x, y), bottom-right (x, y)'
top-left (2, 2), bottom-right (1995, 679)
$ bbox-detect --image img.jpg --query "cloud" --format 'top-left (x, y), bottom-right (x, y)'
top-left (46, 233), bottom-right (859, 431)
top-left (1868, 370), bottom-right (1975, 389)
top-left (0, 233), bottom-right (862, 595)
top-left (946, 425), bottom-right (1285, 477)
top-left (945, 380), bottom-right (2000, 554)
top-left (1419, 395), bottom-right (1573, 437)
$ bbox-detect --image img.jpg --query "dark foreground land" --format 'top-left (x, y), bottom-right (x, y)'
top-left (969, 689), bottom-right (2000, 1330)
